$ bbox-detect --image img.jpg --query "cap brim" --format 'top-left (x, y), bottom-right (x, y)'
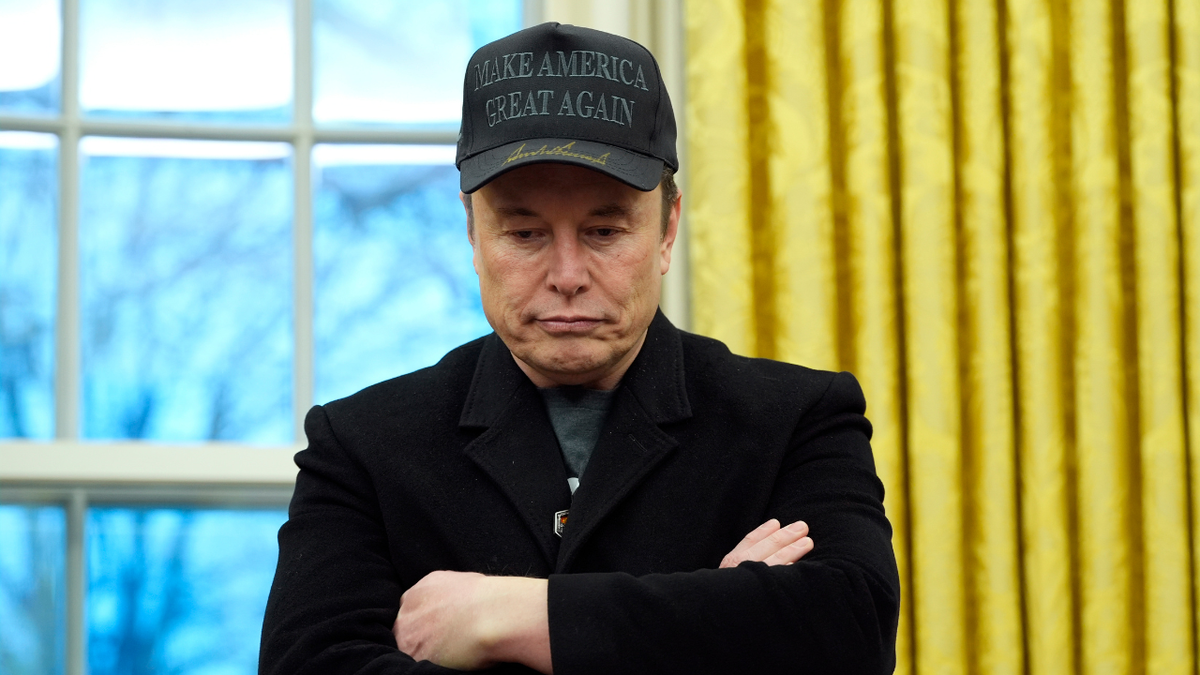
top-left (459, 138), bottom-right (664, 193)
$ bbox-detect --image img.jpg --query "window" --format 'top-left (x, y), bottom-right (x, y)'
top-left (1, 0), bottom-right (527, 672)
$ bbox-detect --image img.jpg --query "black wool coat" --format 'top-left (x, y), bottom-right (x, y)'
top-left (260, 312), bottom-right (900, 675)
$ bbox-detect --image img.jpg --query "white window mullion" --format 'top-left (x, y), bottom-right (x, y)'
top-left (0, 115), bottom-right (461, 145)
top-left (66, 488), bottom-right (86, 675)
top-left (0, 115), bottom-right (63, 133)
top-left (56, 0), bottom-right (81, 441)
top-left (293, 141), bottom-right (314, 442)
top-left (293, 0), bottom-right (315, 443)
top-left (312, 128), bottom-right (458, 144)
top-left (58, 1), bottom-right (86, 670)
top-left (55, 130), bottom-right (80, 439)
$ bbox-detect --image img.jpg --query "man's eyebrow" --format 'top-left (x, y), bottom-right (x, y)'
top-left (590, 203), bottom-right (631, 218)
top-left (492, 204), bottom-right (632, 218)
top-left (494, 205), bottom-right (538, 218)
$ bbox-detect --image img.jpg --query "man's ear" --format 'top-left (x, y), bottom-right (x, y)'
top-left (660, 190), bottom-right (682, 276)
top-left (462, 191), bottom-right (481, 277)
top-left (461, 192), bottom-right (475, 246)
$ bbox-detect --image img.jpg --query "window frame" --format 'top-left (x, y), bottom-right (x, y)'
top-left (0, 1), bottom-right (687, 671)
top-left (0, 0), bottom-right (496, 463)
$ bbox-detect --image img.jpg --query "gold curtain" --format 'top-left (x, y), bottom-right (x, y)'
top-left (683, 0), bottom-right (1200, 673)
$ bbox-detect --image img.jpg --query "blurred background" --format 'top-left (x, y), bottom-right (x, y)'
top-left (2, 0), bottom-right (1199, 674)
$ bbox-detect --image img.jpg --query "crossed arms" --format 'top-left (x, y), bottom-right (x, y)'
top-left (392, 518), bottom-right (814, 672)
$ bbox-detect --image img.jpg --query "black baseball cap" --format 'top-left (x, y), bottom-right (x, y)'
top-left (456, 22), bottom-right (678, 193)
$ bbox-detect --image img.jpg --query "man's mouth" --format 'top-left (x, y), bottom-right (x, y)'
top-left (536, 316), bottom-right (603, 333)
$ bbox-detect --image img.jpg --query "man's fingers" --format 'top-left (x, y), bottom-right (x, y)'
top-left (739, 518), bottom-right (782, 548)
top-left (721, 519), bottom-right (812, 568)
top-left (720, 519), bottom-right (781, 568)
top-left (744, 522), bottom-right (806, 565)
top-left (742, 519), bottom-right (808, 562)
top-left (762, 536), bottom-right (814, 566)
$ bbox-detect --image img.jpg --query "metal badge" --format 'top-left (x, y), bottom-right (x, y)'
top-left (554, 509), bottom-right (569, 537)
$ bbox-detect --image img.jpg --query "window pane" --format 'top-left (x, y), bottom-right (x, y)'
top-left (0, 504), bottom-right (66, 675)
top-left (87, 507), bottom-right (286, 675)
top-left (0, 0), bottom-right (61, 114)
top-left (80, 0), bottom-right (291, 123)
top-left (313, 0), bottom-right (522, 125)
top-left (314, 144), bottom-right (490, 403)
top-left (0, 132), bottom-right (57, 439)
top-left (80, 138), bottom-right (293, 443)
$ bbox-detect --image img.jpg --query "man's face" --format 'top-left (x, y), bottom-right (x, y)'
top-left (467, 163), bottom-right (679, 389)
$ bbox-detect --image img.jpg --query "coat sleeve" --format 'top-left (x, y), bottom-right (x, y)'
top-left (258, 405), bottom-right (536, 675)
top-left (545, 371), bottom-right (901, 675)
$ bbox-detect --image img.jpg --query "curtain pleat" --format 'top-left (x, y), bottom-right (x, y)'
top-left (1006, 0), bottom-right (1078, 672)
top-left (1068, 2), bottom-right (1140, 671)
top-left (684, 0), bottom-right (1200, 672)
top-left (838, 0), bottom-right (915, 670)
top-left (955, 0), bottom-right (1024, 673)
top-left (1126, 0), bottom-right (1192, 672)
top-left (763, 0), bottom-right (839, 370)
top-left (893, 0), bottom-right (968, 672)
top-left (685, 0), bottom-right (754, 354)
top-left (1182, 0), bottom-right (1200, 663)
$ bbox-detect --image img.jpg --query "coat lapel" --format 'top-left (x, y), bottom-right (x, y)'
top-left (555, 311), bottom-right (693, 572)
top-left (458, 312), bottom-right (693, 573)
top-left (553, 393), bottom-right (679, 572)
top-left (460, 335), bottom-right (572, 568)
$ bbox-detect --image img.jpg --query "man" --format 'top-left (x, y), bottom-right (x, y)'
top-left (260, 22), bottom-right (899, 675)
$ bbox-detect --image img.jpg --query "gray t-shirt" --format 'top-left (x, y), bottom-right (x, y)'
top-left (538, 386), bottom-right (616, 493)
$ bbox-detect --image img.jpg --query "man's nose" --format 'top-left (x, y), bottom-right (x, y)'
top-left (547, 235), bottom-right (589, 296)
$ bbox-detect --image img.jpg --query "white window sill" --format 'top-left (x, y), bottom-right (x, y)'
top-left (0, 441), bottom-right (300, 486)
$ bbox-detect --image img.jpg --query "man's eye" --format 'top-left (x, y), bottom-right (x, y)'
top-left (594, 228), bottom-right (616, 237)
top-left (514, 230), bottom-right (535, 239)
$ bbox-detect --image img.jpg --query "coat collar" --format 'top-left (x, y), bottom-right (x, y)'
top-left (613, 309), bottom-right (693, 424)
top-left (457, 310), bottom-right (693, 571)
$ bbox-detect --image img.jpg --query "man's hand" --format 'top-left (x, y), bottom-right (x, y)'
top-left (393, 571), bottom-right (552, 673)
top-left (720, 519), bottom-right (813, 568)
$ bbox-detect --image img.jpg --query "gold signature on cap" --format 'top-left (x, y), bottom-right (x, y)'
top-left (504, 142), bottom-right (610, 166)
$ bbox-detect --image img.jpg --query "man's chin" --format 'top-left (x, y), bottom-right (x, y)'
top-left (502, 326), bottom-right (647, 388)
top-left (535, 357), bottom-right (612, 383)
top-left (515, 347), bottom-right (620, 387)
